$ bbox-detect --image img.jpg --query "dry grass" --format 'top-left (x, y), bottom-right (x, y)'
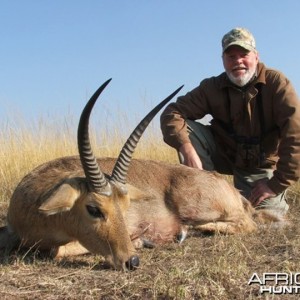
top-left (1, 115), bottom-right (300, 299)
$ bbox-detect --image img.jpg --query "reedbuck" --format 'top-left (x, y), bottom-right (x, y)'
top-left (0, 79), bottom-right (283, 271)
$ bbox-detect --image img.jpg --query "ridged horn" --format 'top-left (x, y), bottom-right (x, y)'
top-left (111, 85), bottom-right (184, 184)
top-left (78, 78), bottom-right (112, 195)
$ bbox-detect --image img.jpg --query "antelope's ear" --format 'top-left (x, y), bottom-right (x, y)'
top-left (126, 184), bottom-right (149, 201)
top-left (39, 183), bottom-right (81, 216)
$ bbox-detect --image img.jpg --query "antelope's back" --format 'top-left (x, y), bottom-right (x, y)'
top-left (8, 156), bottom-right (172, 218)
top-left (98, 157), bottom-right (174, 193)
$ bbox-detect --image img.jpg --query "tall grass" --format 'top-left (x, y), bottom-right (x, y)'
top-left (0, 111), bottom-right (177, 205)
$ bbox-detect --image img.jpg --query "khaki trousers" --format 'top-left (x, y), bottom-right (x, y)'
top-left (178, 120), bottom-right (288, 214)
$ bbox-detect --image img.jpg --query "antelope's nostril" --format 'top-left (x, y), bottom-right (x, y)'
top-left (125, 255), bottom-right (140, 271)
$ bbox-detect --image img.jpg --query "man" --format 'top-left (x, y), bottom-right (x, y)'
top-left (160, 27), bottom-right (300, 215)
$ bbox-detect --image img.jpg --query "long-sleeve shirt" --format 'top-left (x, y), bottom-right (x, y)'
top-left (160, 62), bottom-right (300, 194)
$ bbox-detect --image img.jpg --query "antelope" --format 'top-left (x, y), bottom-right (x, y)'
top-left (0, 79), bottom-right (284, 271)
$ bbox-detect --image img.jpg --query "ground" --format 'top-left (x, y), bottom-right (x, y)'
top-left (0, 191), bottom-right (300, 300)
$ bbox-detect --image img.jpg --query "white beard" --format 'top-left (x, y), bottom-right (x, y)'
top-left (227, 68), bottom-right (256, 87)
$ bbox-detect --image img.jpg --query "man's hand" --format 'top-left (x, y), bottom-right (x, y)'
top-left (179, 143), bottom-right (203, 170)
top-left (249, 179), bottom-right (276, 207)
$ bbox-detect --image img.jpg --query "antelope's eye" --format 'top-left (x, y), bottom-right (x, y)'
top-left (86, 205), bottom-right (105, 219)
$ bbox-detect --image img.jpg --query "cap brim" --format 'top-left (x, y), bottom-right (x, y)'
top-left (223, 41), bottom-right (255, 53)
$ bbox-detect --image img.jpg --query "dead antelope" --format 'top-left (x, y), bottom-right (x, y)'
top-left (0, 79), bottom-right (283, 271)
top-left (0, 79), bottom-right (182, 270)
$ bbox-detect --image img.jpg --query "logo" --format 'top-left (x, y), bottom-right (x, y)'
top-left (248, 273), bottom-right (300, 294)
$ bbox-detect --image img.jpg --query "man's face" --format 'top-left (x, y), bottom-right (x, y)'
top-left (222, 45), bottom-right (259, 87)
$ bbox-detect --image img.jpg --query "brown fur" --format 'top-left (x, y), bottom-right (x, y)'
top-left (0, 156), bottom-right (284, 269)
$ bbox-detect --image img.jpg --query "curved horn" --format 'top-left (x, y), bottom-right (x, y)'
top-left (111, 85), bottom-right (184, 184)
top-left (78, 78), bottom-right (112, 195)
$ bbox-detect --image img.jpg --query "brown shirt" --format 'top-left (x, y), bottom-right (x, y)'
top-left (160, 62), bottom-right (300, 194)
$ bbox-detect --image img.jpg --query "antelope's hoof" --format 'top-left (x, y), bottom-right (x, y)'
top-left (176, 226), bottom-right (189, 243)
top-left (125, 255), bottom-right (140, 271)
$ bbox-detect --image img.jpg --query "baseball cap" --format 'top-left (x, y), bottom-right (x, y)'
top-left (222, 27), bottom-right (256, 53)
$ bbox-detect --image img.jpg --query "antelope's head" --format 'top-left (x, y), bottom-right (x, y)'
top-left (47, 79), bottom-right (182, 270)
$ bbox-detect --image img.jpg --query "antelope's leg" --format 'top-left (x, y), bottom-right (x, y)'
top-left (53, 241), bottom-right (89, 258)
top-left (195, 221), bottom-right (250, 234)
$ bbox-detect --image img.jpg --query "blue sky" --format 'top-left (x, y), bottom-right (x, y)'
top-left (1, 1), bottom-right (300, 131)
